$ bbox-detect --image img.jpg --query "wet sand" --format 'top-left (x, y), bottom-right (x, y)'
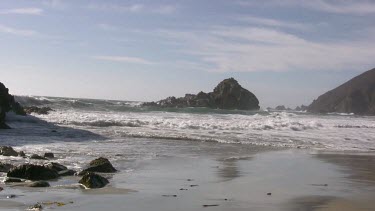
top-left (1, 142), bottom-right (375, 211)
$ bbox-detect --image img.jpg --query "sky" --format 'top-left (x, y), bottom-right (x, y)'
top-left (1, 0), bottom-right (375, 108)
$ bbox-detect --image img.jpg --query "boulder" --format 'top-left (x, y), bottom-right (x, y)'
top-left (46, 162), bottom-right (67, 172)
top-left (30, 154), bottom-right (48, 160)
top-left (44, 152), bottom-right (54, 159)
top-left (18, 151), bottom-right (26, 157)
top-left (308, 68), bottom-right (375, 115)
top-left (0, 146), bottom-right (19, 157)
top-left (27, 181), bottom-right (50, 187)
top-left (141, 78), bottom-right (259, 110)
top-left (79, 157), bottom-right (117, 174)
top-left (79, 172), bottom-right (109, 189)
top-left (7, 164), bottom-right (59, 180)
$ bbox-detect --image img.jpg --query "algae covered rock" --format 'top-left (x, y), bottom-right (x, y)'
top-left (79, 172), bottom-right (109, 189)
top-left (7, 164), bottom-right (59, 180)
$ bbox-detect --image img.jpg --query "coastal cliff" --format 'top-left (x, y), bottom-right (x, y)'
top-left (0, 82), bottom-right (25, 128)
top-left (308, 68), bottom-right (375, 115)
top-left (142, 78), bottom-right (260, 110)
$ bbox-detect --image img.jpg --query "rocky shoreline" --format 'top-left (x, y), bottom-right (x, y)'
top-left (0, 146), bottom-right (117, 209)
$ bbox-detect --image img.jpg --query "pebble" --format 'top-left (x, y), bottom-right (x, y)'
top-left (203, 204), bottom-right (219, 207)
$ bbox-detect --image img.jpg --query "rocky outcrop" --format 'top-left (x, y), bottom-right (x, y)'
top-left (308, 68), bottom-right (375, 115)
top-left (79, 172), bottom-right (109, 189)
top-left (0, 146), bottom-right (19, 157)
top-left (142, 78), bottom-right (260, 110)
top-left (0, 82), bottom-right (26, 129)
top-left (7, 164), bottom-right (59, 180)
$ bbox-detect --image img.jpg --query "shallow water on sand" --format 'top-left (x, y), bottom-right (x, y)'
top-left (1, 139), bottom-right (375, 211)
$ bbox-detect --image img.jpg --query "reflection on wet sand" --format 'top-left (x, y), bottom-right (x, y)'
top-left (287, 195), bottom-right (375, 211)
top-left (314, 153), bottom-right (375, 186)
top-left (216, 156), bottom-right (252, 181)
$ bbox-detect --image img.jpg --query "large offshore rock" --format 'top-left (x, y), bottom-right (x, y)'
top-left (7, 164), bottom-right (59, 180)
top-left (79, 172), bottom-right (109, 189)
top-left (308, 68), bottom-right (375, 115)
top-left (142, 78), bottom-right (259, 110)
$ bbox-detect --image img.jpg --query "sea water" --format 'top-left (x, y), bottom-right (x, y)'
top-left (1, 95), bottom-right (374, 172)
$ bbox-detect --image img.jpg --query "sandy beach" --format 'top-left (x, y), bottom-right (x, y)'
top-left (1, 139), bottom-right (375, 211)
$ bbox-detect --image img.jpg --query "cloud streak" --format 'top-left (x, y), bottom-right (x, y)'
top-left (88, 3), bottom-right (177, 14)
top-left (0, 7), bottom-right (43, 15)
top-left (0, 24), bottom-right (37, 36)
top-left (93, 56), bottom-right (154, 65)
top-left (236, 16), bottom-right (311, 30)
top-left (238, 0), bottom-right (375, 15)
top-left (157, 26), bottom-right (375, 72)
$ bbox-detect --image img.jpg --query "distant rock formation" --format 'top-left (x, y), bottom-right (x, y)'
top-left (295, 105), bottom-right (308, 111)
top-left (142, 78), bottom-right (260, 110)
top-left (0, 82), bottom-right (27, 129)
top-left (308, 68), bottom-right (375, 115)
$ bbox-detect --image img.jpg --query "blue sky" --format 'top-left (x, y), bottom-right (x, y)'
top-left (1, 0), bottom-right (375, 108)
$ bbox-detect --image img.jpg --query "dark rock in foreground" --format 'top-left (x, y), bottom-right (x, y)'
top-left (142, 78), bottom-right (260, 110)
top-left (7, 164), bottom-right (59, 180)
top-left (79, 172), bottom-right (109, 189)
top-left (308, 68), bottom-right (375, 115)
top-left (79, 157), bottom-right (117, 175)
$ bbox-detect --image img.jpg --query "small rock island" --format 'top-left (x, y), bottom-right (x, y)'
top-left (142, 78), bottom-right (260, 110)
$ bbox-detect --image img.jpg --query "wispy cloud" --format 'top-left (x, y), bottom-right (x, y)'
top-left (237, 16), bottom-right (310, 30)
top-left (238, 0), bottom-right (375, 15)
top-left (156, 26), bottom-right (375, 72)
top-left (42, 0), bottom-right (67, 9)
top-left (0, 7), bottom-right (43, 15)
top-left (0, 24), bottom-right (37, 36)
top-left (97, 23), bottom-right (118, 31)
top-left (88, 3), bottom-right (177, 14)
top-left (93, 56), bottom-right (154, 65)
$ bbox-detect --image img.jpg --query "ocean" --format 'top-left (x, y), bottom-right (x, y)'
top-left (1, 96), bottom-right (375, 210)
